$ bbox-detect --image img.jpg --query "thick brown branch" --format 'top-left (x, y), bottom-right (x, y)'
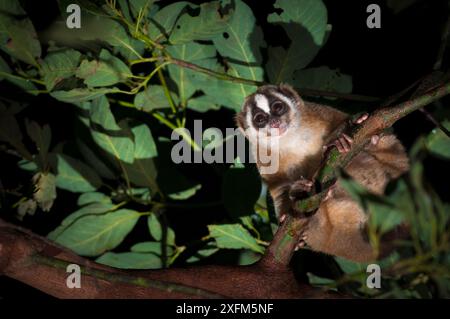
top-left (0, 219), bottom-right (338, 299)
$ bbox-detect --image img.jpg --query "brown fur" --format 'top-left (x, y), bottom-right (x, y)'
top-left (237, 84), bottom-right (410, 262)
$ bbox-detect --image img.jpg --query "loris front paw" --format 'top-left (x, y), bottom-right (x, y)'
top-left (288, 177), bottom-right (314, 201)
top-left (295, 233), bottom-right (308, 251)
top-left (326, 113), bottom-right (381, 153)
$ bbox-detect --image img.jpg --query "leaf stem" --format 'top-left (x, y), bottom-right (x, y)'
top-left (151, 112), bottom-right (201, 151)
top-left (153, 53), bottom-right (179, 123)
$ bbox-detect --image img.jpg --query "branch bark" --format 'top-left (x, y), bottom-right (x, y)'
top-left (0, 219), bottom-right (337, 298)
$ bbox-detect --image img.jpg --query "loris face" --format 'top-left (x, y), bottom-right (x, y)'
top-left (236, 84), bottom-right (302, 142)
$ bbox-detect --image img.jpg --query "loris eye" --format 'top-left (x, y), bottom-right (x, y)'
top-left (271, 101), bottom-right (286, 115)
top-left (253, 113), bottom-right (268, 126)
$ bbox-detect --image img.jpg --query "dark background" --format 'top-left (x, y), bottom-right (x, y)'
top-left (1, 0), bottom-right (449, 298)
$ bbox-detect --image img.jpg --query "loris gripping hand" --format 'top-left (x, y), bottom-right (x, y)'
top-left (237, 84), bottom-right (409, 262)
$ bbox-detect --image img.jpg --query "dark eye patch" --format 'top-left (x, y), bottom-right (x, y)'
top-left (251, 105), bottom-right (269, 128)
top-left (270, 100), bottom-right (286, 115)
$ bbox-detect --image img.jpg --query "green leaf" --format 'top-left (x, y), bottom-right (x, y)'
top-left (425, 120), bottom-right (450, 160)
top-left (0, 55), bottom-right (37, 92)
top-left (147, 214), bottom-right (176, 246)
top-left (166, 43), bottom-right (216, 103)
top-left (89, 96), bottom-right (135, 164)
top-left (169, 1), bottom-right (233, 44)
top-left (0, 11), bottom-right (41, 65)
top-left (338, 174), bottom-right (370, 208)
top-left (124, 158), bottom-right (158, 190)
top-left (339, 174), bottom-right (404, 234)
top-left (168, 184), bottom-right (201, 200)
top-left (47, 202), bottom-right (115, 240)
top-left (129, 187), bottom-right (152, 201)
top-left (77, 192), bottom-right (112, 206)
top-left (18, 159), bottom-right (38, 172)
top-left (187, 95), bottom-right (221, 113)
top-left (267, 0), bottom-right (328, 83)
top-left (293, 66), bottom-right (352, 93)
top-left (131, 241), bottom-right (174, 256)
top-left (32, 172), bottom-right (57, 212)
top-left (54, 209), bottom-right (140, 256)
top-left (307, 273), bottom-right (336, 286)
top-left (238, 249), bottom-right (261, 265)
top-left (208, 224), bottom-right (264, 253)
top-left (77, 140), bottom-right (116, 180)
top-left (89, 95), bottom-right (121, 130)
top-left (408, 161), bottom-right (436, 248)
top-left (132, 123), bottom-right (158, 159)
top-left (55, 154), bottom-right (102, 192)
top-left (335, 257), bottom-right (368, 274)
top-left (147, 2), bottom-right (189, 42)
top-left (134, 85), bottom-right (178, 111)
top-left (96, 251), bottom-right (162, 269)
top-left (50, 87), bottom-right (118, 103)
top-left (40, 49), bottom-right (82, 91)
top-left (122, 124), bottom-right (158, 191)
top-left (0, 74), bottom-right (37, 93)
top-left (46, 11), bottom-right (144, 60)
top-left (147, 214), bottom-right (162, 241)
top-left (368, 201), bottom-right (405, 235)
top-left (192, 0), bottom-right (264, 111)
top-left (25, 120), bottom-right (51, 169)
top-left (129, 0), bottom-right (157, 19)
top-left (186, 244), bottom-right (219, 263)
top-left (76, 49), bottom-right (131, 87)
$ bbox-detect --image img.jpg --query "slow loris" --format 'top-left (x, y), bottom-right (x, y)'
top-left (236, 84), bottom-right (409, 262)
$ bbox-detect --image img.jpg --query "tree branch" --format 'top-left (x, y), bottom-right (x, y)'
top-left (164, 57), bottom-right (379, 102)
top-left (0, 219), bottom-right (338, 298)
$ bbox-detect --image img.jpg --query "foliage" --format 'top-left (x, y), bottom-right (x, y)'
top-left (0, 0), bottom-right (449, 298)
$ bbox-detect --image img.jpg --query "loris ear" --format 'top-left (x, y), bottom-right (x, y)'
top-left (278, 83), bottom-right (303, 108)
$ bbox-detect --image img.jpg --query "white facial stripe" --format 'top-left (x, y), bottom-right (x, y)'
top-left (254, 94), bottom-right (270, 114)
top-left (272, 91), bottom-right (296, 111)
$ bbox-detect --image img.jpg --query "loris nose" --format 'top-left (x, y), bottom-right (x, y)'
top-left (269, 118), bottom-right (281, 128)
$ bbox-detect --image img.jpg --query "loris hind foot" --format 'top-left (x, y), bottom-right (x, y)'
top-left (288, 177), bottom-right (314, 201)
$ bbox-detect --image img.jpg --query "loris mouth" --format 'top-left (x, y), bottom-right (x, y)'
top-left (267, 123), bottom-right (288, 137)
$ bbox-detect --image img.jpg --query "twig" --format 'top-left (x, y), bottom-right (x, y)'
top-left (419, 108), bottom-right (450, 138)
top-left (165, 57), bottom-right (379, 102)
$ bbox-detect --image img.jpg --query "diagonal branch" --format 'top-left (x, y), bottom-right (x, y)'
top-left (163, 56), bottom-right (379, 102)
top-left (0, 218), bottom-right (338, 298)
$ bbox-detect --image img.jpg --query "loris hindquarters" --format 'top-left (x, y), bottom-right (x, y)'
top-left (236, 84), bottom-right (409, 262)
